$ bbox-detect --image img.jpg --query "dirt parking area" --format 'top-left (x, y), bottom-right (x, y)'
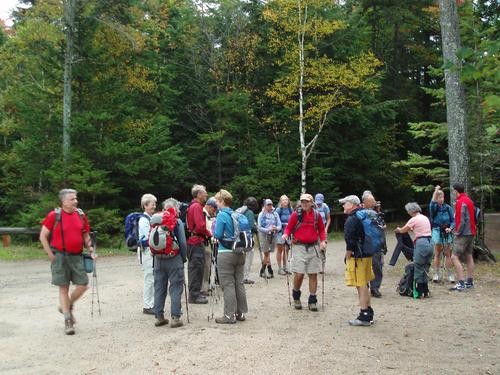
top-left (0, 237), bottom-right (498, 375)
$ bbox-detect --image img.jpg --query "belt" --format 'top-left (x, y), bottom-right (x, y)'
top-left (51, 248), bottom-right (82, 256)
top-left (294, 241), bottom-right (318, 248)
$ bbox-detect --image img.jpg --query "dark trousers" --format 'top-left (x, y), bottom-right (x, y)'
top-left (153, 255), bottom-right (184, 318)
top-left (187, 243), bottom-right (205, 299)
top-left (370, 251), bottom-right (383, 290)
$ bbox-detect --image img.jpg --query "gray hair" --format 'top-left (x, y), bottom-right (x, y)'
top-left (362, 190), bottom-right (374, 202)
top-left (141, 194), bottom-right (157, 209)
top-left (191, 184), bottom-right (206, 198)
top-left (163, 197), bottom-right (180, 213)
top-left (59, 189), bottom-right (77, 202)
top-left (405, 202), bottom-right (422, 214)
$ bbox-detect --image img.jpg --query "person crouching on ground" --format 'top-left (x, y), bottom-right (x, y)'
top-left (257, 199), bottom-right (282, 278)
top-left (275, 195), bottom-right (293, 275)
top-left (213, 189), bottom-right (249, 324)
top-left (153, 198), bottom-right (187, 328)
top-left (282, 193), bottom-right (326, 311)
top-left (395, 202), bottom-right (433, 298)
top-left (339, 195), bottom-right (375, 326)
top-left (39, 189), bottom-right (96, 335)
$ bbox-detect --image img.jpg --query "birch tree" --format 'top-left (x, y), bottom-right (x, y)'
top-left (264, 0), bottom-right (381, 193)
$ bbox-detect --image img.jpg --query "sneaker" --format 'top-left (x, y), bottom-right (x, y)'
top-left (448, 273), bottom-right (456, 283)
top-left (243, 279), bottom-right (255, 285)
top-left (294, 300), bottom-right (302, 310)
top-left (308, 303), bottom-right (318, 312)
top-left (215, 314), bottom-right (236, 324)
top-left (143, 308), bottom-right (155, 315)
top-left (278, 268), bottom-right (286, 276)
top-left (155, 316), bottom-right (169, 327)
top-left (465, 281), bottom-right (474, 289)
top-left (432, 274), bottom-right (440, 283)
top-left (170, 316), bottom-right (183, 328)
top-left (449, 283), bottom-right (465, 292)
top-left (188, 296), bottom-right (208, 304)
top-left (235, 313), bottom-right (246, 322)
top-left (348, 319), bottom-right (372, 327)
top-left (64, 319), bottom-right (75, 335)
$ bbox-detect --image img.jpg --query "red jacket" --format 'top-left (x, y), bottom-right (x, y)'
top-left (284, 209), bottom-right (326, 244)
top-left (455, 193), bottom-right (476, 236)
top-left (187, 199), bottom-right (211, 245)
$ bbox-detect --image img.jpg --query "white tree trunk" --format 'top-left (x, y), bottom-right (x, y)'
top-left (63, 0), bottom-right (76, 173)
top-left (438, 0), bottom-right (470, 199)
top-left (298, 1), bottom-right (307, 194)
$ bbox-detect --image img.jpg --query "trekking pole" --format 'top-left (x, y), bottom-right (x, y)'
top-left (208, 243), bottom-right (216, 322)
top-left (286, 243), bottom-right (291, 307)
top-left (184, 281), bottom-right (190, 323)
top-left (321, 254), bottom-right (325, 312)
top-left (90, 231), bottom-right (101, 317)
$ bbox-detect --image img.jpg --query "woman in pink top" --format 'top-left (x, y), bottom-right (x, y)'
top-left (395, 202), bottom-right (433, 298)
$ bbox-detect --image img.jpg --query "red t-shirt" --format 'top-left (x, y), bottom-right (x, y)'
top-left (284, 209), bottom-right (326, 244)
top-left (42, 209), bottom-right (90, 254)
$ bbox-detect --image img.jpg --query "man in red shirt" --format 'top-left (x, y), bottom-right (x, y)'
top-left (450, 183), bottom-right (477, 291)
top-left (39, 189), bottom-right (95, 335)
top-left (283, 193), bottom-right (327, 311)
top-left (186, 184), bottom-right (211, 304)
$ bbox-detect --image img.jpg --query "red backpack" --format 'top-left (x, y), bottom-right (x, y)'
top-left (148, 208), bottom-right (180, 257)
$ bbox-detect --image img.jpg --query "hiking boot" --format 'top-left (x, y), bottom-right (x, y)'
top-left (215, 314), bottom-right (236, 324)
top-left (432, 273), bottom-right (440, 283)
top-left (278, 267), bottom-right (286, 276)
top-left (189, 296), bottom-right (208, 304)
top-left (243, 279), bottom-right (255, 285)
top-left (235, 313), bottom-right (246, 322)
top-left (267, 265), bottom-right (274, 278)
top-left (294, 300), bottom-right (302, 310)
top-left (349, 310), bottom-right (372, 326)
top-left (448, 273), bottom-right (456, 283)
top-left (259, 265), bottom-right (266, 278)
top-left (155, 316), bottom-right (169, 327)
top-left (143, 308), bottom-right (155, 315)
top-left (170, 316), bottom-right (183, 328)
top-left (308, 303), bottom-right (318, 312)
top-left (465, 281), bottom-right (474, 289)
top-left (371, 288), bottom-right (382, 298)
top-left (348, 319), bottom-right (372, 327)
top-left (422, 283), bottom-right (431, 298)
top-left (64, 319), bottom-right (75, 335)
top-left (449, 282), bottom-right (465, 292)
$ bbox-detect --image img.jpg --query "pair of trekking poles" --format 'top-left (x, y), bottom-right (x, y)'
top-left (89, 231), bottom-right (102, 317)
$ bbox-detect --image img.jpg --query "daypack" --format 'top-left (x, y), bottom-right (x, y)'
top-left (148, 208), bottom-right (180, 257)
top-left (221, 209), bottom-right (254, 255)
top-left (124, 212), bottom-right (146, 252)
top-left (291, 207), bottom-right (319, 235)
top-left (355, 208), bottom-right (385, 256)
top-left (398, 263), bottom-right (415, 297)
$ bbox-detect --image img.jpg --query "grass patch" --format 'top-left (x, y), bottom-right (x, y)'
top-left (0, 244), bottom-right (130, 261)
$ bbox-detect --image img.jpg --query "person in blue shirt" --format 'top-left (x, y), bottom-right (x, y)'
top-left (275, 195), bottom-right (293, 275)
top-left (429, 185), bottom-right (455, 283)
top-left (213, 189), bottom-right (248, 324)
top-left (257, 199), bottom-right (282, 278)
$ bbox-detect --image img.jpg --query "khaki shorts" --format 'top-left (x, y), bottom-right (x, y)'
top-left (290, 244), bottom-right (321, 274)
top-left (51, 252), bottom-right (89, 286)
top-left (259, 233), bottom-right (277, 253)
top-left (345, 257), bottom-right (374, 287)
top-left (453, 235), bottom-right (474, 256)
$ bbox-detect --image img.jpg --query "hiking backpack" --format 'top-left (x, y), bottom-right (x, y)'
top-left (124, 212), bottom-right (146, 252)
top-left (148, 208), bottom-right (180, 257)
top-left (398, 263), bottom-right (415, 297)
top-left (221, 209), bottom-right (254, 255)
top-left (355, 208), bottom-right (385, 256)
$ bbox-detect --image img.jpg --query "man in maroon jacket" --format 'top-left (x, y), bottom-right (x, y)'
top-left (282, 193), bottom-right (327, 311)
top-left (186, 184), bottom-right (211, 304)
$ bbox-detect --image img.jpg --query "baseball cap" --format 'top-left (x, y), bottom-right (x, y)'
top-left (206, 198), bottom-right (218, 209)
top-left (299, 193), bottom-right (314, 202)
top-left (338, 195), bottom-right (360, 205)
top-left (264, 199), bottom-right (273, 206)
top-left (315, 193), bottom-right (324, 204)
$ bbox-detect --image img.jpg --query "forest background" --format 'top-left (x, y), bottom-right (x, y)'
top-left (0, 0), bottom-right (498, 245)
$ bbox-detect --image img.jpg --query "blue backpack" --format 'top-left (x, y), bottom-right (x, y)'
top-left (355, 208), bottom-right (385, 256)
top-left (124, 212), bottom-right (146, 251)
top-left (221, 209), bottom-right (254, 255)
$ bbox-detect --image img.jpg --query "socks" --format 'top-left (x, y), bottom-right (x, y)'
top-left (63, 312), bottom-right (72, 321)
top-left (292, 289), bottom-right (301, 301)
top-left (308, 294), bottom-right (317, 304)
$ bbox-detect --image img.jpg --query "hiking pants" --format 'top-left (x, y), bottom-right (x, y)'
top-left (370, 251), bottom-right (384, 290)
top-left (217, 252), bottom-right (248, 317)
top-left (187, 243), bottom-right (205, 299)
top-left (414, 237), bottom-right (434, 283)
top-left (142, 248), bottom-right (154, 309)
top-left (153, 255), bottom-right (184, 318)
top-left (243, 249), bottom-right (254, 280)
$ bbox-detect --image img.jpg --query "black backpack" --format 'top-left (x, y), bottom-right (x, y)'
top-left (397, 263), bottom-right (415, 297)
